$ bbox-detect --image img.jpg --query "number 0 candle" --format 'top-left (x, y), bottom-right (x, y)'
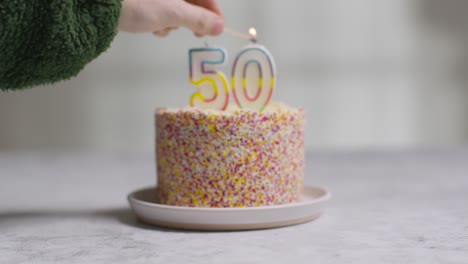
top-left (231, 28), bottom-right (276, 112)
top-left (188, 47), bottom-right (230, 110)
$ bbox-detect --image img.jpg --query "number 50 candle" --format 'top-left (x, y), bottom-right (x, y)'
top-left (188, 47), bottom-right (230, 110)
top-left (187, 28), bottom-right (276, 112)
top-left (231, 28), bottom-right (276, 112)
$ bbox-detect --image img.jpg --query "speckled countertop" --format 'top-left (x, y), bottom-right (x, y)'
top-left (1, 150), bottom-right (467, 263)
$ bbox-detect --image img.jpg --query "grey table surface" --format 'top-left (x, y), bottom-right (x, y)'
top-left (0, 150), bottom-right (467, 264)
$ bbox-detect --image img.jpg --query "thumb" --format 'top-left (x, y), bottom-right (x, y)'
top-left (176, 2), bottom-right (224, 36)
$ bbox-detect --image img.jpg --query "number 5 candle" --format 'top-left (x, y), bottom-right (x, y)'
top-left (188, 47), bottom-right (230, 110)
top-left (231, 28), bottom-right (276, 112)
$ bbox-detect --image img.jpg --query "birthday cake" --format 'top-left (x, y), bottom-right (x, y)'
top-left (155, 29), bottom-right (305, 207)
top-left (155, 102), bottom-right (305, 207)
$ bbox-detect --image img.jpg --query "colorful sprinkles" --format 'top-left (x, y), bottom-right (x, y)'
top-left (155, 103), bottom-right (305, 207)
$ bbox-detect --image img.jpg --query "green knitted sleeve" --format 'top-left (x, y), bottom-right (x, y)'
top-left (0, 0), bottom-right (122, 91)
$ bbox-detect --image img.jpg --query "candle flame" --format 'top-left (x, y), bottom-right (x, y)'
top-left (249, 27), bottom-right (257, 38)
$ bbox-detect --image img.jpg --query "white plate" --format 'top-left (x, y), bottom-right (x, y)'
top-left (128, 185), bottom-right (331, 231)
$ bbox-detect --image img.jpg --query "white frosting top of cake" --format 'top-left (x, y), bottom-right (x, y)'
top-left (158, 101), bottom-right (302, 115)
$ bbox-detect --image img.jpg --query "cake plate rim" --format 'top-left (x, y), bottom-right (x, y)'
top-left (127, 185), bottom-right (331, 231)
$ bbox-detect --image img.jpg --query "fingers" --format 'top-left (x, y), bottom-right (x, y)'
top-left (187, 0), bottom-right (224, 18)
top-left (176, 1), bottom-right (224, 36)
top-left (153, 29), bottom-right (170, 37)
top-left (153, 26), bottom-right (179, 37)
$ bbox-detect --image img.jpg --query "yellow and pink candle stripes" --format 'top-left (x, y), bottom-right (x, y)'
top-left (188, 48), bottom-right (230, 111)
top-left (188, 30), bottom-right (276, 112)
top-left (231, 44), bottom-right (276, 112)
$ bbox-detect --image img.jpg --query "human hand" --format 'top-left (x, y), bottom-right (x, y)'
top-left (118, 0), bottom-right (224, 37)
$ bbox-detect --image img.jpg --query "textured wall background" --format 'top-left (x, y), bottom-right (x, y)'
top-left (1, 0), bottom-right (468, 152)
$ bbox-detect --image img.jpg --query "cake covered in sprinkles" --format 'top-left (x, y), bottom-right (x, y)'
top-left (155, 102), bottom-right (305, 207)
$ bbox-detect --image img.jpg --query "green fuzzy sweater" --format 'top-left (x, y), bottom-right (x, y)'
top-left (0, 0), bottom-right (121, 91)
